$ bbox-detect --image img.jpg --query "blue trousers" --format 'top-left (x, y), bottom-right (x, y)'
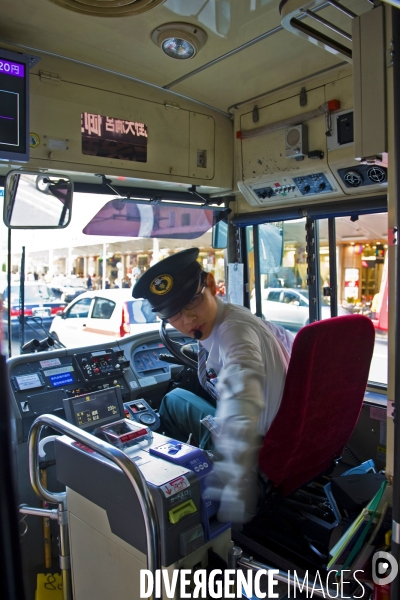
top-left (158, 388), bottom-right (216, 450)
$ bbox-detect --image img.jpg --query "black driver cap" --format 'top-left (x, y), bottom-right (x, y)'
top-left (132, 248), bottom-right (202, 319)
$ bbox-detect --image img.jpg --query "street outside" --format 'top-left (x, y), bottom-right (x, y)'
top-left (369, 334), bottom-right (388, 386)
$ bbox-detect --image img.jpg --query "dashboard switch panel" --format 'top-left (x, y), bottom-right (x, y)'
top-left (73, 349), bottom-right (125, 383)
top-left (292, 173), bottom-right (333, 195)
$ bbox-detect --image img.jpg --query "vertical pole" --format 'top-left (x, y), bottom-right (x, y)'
top-left (0, 354), bottom-right (26, 600)
top-left (102, 243), bottom-right (107, 290)
top-left (228, 546), bottom-right (243, 597)
top-left (67, 246), bottom-right (72, 276)
top-left (328, 218), bottom-right (338, 317)
top-left (253, 225), bottom-right (262, 317)
top-left (19, 247), bottom-right (25, 353)
top-left (40, 469), bottom-right (52, 569)
top-left (241, 227), bottom-right (250, 309)
top-left (58, 501), bottom-right (72, 600)
top-left (305, 219), bottom-right (321, 323)
top-left (391, 7), bottom-right (400, 599)
top-left (49, 248), bottom-right (54, 281)
top-left (7, 229), bottom-right (12, 358)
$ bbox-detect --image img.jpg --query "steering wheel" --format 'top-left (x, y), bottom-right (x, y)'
top-left (160, 320), bottom-right (198, 370)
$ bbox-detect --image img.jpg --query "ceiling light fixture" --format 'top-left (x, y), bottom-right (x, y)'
top-left (151, 23), bottom-right (207, 60)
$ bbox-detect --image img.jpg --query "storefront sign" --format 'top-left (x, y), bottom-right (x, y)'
top-left (344, 268), bottom-right (359, 300)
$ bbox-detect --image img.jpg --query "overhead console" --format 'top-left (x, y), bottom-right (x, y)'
top-left (236, 74), bottom-right (387, 209)
top-left (0, 53), bottom-right (233, 195)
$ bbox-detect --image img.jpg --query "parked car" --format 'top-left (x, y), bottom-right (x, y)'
top-left (1, 282), bottom-right (67, 342)
top-left (49, 289), bottom-right (160, 347)
top-left (50, 276), bottom-right (87, 303)
top-left (251, 288), bottom-right (342, 331)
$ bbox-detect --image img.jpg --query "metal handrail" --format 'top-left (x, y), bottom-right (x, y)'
top-left (28, 414), bottom-right (161, 577)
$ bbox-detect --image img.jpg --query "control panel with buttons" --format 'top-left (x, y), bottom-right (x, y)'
top-left (242, 171), bottom-right (337, 206)
top-left (253, 183), bottom-right (299, 201)
top-left (292, 173), bottom-right (333, 195)
top-left (73, 348), bottom-right (126, 383)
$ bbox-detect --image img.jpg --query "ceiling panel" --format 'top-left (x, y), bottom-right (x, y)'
top-left (0, 0), bottom-right (372, 113)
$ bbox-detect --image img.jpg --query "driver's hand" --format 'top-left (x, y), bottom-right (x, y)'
top-left (204, 415), bottom-right (262, 524)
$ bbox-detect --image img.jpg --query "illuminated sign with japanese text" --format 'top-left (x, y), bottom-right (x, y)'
top-left (0, 49), bottom-right (30, 162)
top-left (81, 112), bottom-right (148, 163)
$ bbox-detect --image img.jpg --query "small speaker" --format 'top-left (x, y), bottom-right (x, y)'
top-left (285, 124), bottom-right (308, 159)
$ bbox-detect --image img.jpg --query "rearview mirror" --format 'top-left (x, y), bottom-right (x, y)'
top-left (3, 170), bottom-right (73, 228)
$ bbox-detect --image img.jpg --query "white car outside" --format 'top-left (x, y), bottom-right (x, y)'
top-left (49, 289), bottom-right (160, 348)
top-left (251, 288), bottom-right (335, 331)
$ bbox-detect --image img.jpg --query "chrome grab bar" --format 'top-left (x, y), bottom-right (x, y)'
top-left (28, 414), bottom-right (161, 578)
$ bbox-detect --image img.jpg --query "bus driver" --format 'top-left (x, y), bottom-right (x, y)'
top-left (133, 248), bottom-right (293, 524)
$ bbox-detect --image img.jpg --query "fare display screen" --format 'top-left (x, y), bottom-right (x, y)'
top-left (69, 388), bottom-right (122, 430)
top-left (44, 365), bottom-right (75, 388)
top-left (49, 372), bottom-right (74, 387)
top-left (0, 50), bottom-right (29, 161)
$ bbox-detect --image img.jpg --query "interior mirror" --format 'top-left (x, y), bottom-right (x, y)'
top-left (3, 170), bottom-right (73, 228)
top-left (258, 222), bottom-right (284, 274)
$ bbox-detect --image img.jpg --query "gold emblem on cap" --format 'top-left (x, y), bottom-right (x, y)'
top-left (150, 274), bottom-right (173, 295)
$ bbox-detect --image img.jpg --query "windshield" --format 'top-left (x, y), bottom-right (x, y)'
top-left (1, 192), bottom-right (223, 357)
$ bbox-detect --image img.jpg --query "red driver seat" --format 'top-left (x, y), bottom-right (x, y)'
top-left (258, 314), bottom-right (376, 496)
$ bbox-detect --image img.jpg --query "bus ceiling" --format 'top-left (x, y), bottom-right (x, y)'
top-left (0, 0), bottom-right (390, 217)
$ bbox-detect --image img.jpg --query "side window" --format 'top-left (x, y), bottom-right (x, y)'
top-left (298, 295), bottom-right (308, 307)
top-left (92, 298), bottom-right (116, 320)
top-left (66, 297), bottom-right (92, 319)
top-left (282, 291), bottom-right (298, 305)
top-left (267, 291), bottom-right (281, 302)
top-left (130, 299), bottom-right (158, 324)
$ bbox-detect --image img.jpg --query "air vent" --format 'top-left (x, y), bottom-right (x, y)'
top-left (344, 170), bottom-right (363, 188)
top-left (338, 165), bottom-right (387, 189)
top-left (367, 166), bottom-right (386, 184)
top-left (47, 0), bottom-right (166, 17)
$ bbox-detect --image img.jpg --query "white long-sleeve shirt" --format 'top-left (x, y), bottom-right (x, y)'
top-left (202, 298), bottom-right (292, 434)
top-left (202, 298), bottom-right (293, 522)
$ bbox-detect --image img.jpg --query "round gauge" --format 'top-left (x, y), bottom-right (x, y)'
top-left (139, 413), bottom-right (156, 425)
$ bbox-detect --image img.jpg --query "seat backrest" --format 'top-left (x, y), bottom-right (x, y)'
top-left (259, 315), bottom-right (375, 496)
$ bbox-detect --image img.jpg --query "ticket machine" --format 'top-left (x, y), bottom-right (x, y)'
top-left (29, 386), bottom-right (231, 600)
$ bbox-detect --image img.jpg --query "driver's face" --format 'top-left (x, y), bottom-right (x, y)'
top-left (168, 274), bottom-right (218, 340)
